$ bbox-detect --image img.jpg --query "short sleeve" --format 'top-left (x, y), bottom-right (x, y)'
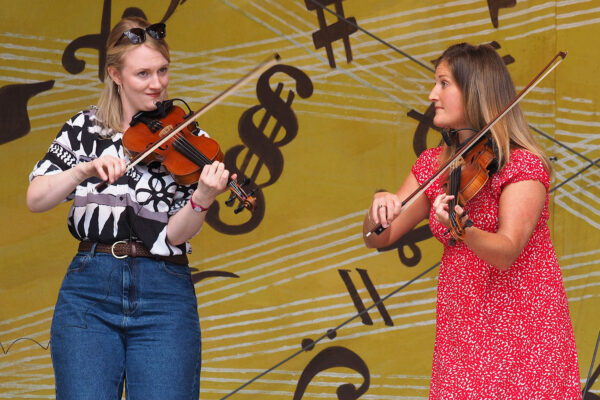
top-left (494, 149), bottom-right (550, 194)
top-left (29, 111), bottom-right (90, 178)
top-left (28, 111), bottom-right (89, 201)
top-left (411, 147), bottom-right (442, 185)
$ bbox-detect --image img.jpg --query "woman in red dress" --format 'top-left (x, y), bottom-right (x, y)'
top-left (363, 43), bottom-right (581, 399)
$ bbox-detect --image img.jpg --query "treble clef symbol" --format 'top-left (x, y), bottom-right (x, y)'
top-left (206, 64), bottom-right (313, 235)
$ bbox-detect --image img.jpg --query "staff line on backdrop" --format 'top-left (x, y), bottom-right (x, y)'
top-left (582, 329), bottom-right (600, 400)
top-left (218, 261), bottom-right (441, 400)
top-left (530, 123), bottom-right (600, 192)
top-left (305, 0), bottom-right (435, 73)
top-left (306, 0), bottom-right (600, 177)
top-left (219, 0), bottom-right (414, 111)
top-left (550, 156), bottom-right (600, 194)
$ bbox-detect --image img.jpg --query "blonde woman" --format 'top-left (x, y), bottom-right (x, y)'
top-left (363, 43), bottom-right (580, 399)
top-left (27, 17), bottom-right (229, 399)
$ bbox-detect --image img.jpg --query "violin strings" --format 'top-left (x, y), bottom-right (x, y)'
top-left (448, 165), bottom-right (461, 227)
top-left (171, 133), bottom-right (245, 198)
top-left (173, 134), bottom-right (212, 165)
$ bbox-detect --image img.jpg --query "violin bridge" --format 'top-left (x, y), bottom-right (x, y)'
top-left (450, 156), bottom-right (464, 169)
top-left (159, 125), bottom-right (174, 138)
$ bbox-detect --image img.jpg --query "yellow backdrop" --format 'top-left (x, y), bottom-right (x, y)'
top-left (1, 0), bottom-right (599, 398)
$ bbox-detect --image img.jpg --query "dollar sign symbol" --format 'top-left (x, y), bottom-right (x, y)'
top-left (206, 64), bottom-right (314, 235)
top-left (233, 64), bottom-right (314, 187)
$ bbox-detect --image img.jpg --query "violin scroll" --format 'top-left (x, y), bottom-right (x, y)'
top-left (225, 177), bottom-right (257, 214)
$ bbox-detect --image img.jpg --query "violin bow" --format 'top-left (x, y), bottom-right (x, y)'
top-left (366, 50), bottom-right (567, 237)
top-left (96, 53), bottom-right (280, 190)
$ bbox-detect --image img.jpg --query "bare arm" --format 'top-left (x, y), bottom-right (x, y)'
top-left (363, 172), bottom-right (431, 249)
top-left (26, 156), bottom-right (126, 213)
top-left (166, 161), bottom-right (232, 246)
top-left (433, 180), bottom-right (546, 270)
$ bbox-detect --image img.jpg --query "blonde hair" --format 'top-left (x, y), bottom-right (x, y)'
top-left (436, 43), bottom-right (551, 173)
top-left (96, 17), bottom-right (170, 136)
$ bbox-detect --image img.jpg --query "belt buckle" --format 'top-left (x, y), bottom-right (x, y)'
top-left (111, 240), bottom-right (128, 259)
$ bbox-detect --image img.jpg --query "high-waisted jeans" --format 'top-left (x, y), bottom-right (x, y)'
top-left (50, 249), bottom-right (201, 400)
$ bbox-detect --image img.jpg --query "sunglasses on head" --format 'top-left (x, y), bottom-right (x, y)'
top-left (114, 23), bottom-right (166, 47)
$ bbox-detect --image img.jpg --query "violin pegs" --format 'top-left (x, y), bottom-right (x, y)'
top-left (225, 193), bottom-right (236, 206)
top-left (239, 177), bottom-right (250, 187)
top-left (189, 121), bottom-right (200, 136)
top-left (234, 203), bottom-right (245, 214)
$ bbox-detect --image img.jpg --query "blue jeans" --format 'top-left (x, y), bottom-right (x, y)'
top-left (50, 250), bottom-right (201, 400)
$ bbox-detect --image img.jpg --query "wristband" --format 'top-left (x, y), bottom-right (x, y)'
top-left (189, 197), bottom-right (209, 212)
top-left (448, 218), bottom-right (474, 246)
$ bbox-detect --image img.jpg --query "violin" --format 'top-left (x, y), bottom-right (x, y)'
top-left (94, 53), bottom-right (281, 213)
top-left (439, 135), bottom-right (498, 244)
top-left (123, 99), bottom-right (256, 214)
top-left (365, 51), bottom-right (566, 238)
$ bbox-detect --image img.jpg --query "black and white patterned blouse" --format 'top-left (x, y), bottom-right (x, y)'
top-left (29, 108), bottom-right (204, 256)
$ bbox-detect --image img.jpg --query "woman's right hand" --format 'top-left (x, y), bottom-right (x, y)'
top-left (369, 191), bottom-right (402, 229)
top-left (77, 155), bottom-right (127, 184)
top-left (363, 173), bottom-right (430, 249)
top-left (27, 155), bottom-right (127, 213)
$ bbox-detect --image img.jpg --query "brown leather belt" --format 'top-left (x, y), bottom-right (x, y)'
top-left (78, 240), bottom-right (188, 265)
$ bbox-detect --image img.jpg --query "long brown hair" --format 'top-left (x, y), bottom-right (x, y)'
top-left (96, 17), bottom-right (170, 136)
top-left (435, 43), bottom-right (551, 173)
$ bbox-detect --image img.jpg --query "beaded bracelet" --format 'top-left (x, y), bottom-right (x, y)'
top-left (448, 218), bottom-right (474, 246)
top-left (189, 197), bottom-right (209, 212)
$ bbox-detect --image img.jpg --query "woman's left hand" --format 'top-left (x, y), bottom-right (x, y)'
top-left (167, 161), bottom-right (236, 245)
top-left (191, 161), bottom-right (235, 208)
top-left (432, 193), bottom-right (464, 229)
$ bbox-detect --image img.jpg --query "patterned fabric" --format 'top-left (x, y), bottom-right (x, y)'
top-left (412, 146), bottom-right (581, 399)
top-left (30, 108), bottom-right (205, 256)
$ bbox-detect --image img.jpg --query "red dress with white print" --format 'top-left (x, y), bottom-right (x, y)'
top-left (411, 146), bottom-right (581, 400)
